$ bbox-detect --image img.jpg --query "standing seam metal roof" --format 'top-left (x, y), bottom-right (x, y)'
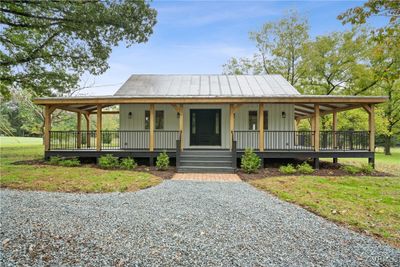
top-left (114, 74), bottom-right (301, 97)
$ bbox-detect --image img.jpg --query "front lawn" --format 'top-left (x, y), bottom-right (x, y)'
top-left (250, 176), bottom-right (400, 247)
top-left (0, 137), bottom-right (162, 193)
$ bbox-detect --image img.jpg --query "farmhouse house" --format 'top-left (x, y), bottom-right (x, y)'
top-left (34, 74), bottom-right (385, 173)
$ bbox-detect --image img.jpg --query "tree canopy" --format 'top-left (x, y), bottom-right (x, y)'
top-left (0, 0), bottom-right (157, 99)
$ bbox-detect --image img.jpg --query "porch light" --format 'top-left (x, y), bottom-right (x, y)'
top-left (128, 112), bottom-right (132, 119)
top-left (281, 111), bottom-right (286, 118)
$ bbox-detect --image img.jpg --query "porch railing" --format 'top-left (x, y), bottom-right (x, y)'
top-left (233, 130), bottom-right (259, 150)
top-left (49, 130), bottom-right (179, 150)
top-left (233, 130), bottom-right (370, 151)
top-left (320, 131), bottom-right (369, 151)
top-left (265, 130), bottom-right (314, 151)
top-left (50, 131), bottom-right (97, 150)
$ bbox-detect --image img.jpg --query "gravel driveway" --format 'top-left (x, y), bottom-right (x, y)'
top-left (1, 180), bottom-right (399, 266)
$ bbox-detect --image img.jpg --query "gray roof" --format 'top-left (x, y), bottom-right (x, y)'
top-left (114, 74), bottom-right (300, 97)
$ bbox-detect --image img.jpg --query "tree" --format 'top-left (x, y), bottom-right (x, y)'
top-left (223, 10), bottom-right (309, 88)
top-left (338, 0), bottom-right (400, 41)
top-left (0, 0), bottom-right (157, 99)
top-left (339, 1), bottom-right (400, 154)
top-left (301, 29), bottom-right (380, 96)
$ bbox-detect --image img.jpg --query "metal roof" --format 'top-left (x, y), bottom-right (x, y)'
top-left (114, 74), bottom-right (301, 97)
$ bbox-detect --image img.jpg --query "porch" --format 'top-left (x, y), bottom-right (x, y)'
top-left (35, 96), bottom-right (384, 169)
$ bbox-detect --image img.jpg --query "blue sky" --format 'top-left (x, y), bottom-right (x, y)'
top-left (80, 0), bottom-right (383, 96)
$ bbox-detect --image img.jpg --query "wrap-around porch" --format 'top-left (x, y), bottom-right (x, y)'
top-left (36, 96), bottom-right (381, 168)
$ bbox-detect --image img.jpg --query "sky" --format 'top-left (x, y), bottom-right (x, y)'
top-left (79, 0), bottom-right (385, 96)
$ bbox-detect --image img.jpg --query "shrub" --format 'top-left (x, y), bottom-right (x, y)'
top-left (342, 165), bottom-right (361, 175)
top-left (59, 158), bottom-right (80, 167)
top-left (120, 157), bottom-right (137, 170)
top-left (102, 132), bottom-right (113, 144)
top-left (241, 148), bottom-right (261, 173)
top-left (156, 151), bottom-right (169, 171)
top-left (98, 154), bottom-right (120, 169)
top-left (360, 163), bottom-right (374, 175)
top-left (279, 164), bottom-right (296, 175)
top-left (49, 156), bottom-right (62, 165)
top-left (297, 162), bottom-right (314, 174)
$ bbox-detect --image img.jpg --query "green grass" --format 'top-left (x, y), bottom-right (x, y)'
top-left (324, 147), bottom-right (400, 176)
top-left (0, 137), bottom-right (162, 193)
top-left (251, 148), bottom-right (400, 247)
top-left (0, 136), bottom-right (43, 146)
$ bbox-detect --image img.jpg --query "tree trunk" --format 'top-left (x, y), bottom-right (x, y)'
top-left (384, 135), bottom-right (391, 155)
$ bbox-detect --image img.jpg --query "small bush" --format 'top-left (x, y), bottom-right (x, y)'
top-left (297, 162), bottom-right (314, 174)
top-left (279, 164), bottom-right (296, 174)
top-left (342, 165), bottom-right (361, 175)
top-left (98, 154), bottom-right (120, 169)
top-left (120, 157), bottom-right (137, 170)
top-left (102, 132), bottom-right (113, 144)
top-left (59, 158), bottom-right (80, 167)
top-left (241, 148), bottom-right (261, 173)
top-left (156, 151), bottom-right (170, 171)
top-left (49, 156), bottom-right (62, 165)
top-left (360, 163), bottom-right (374, 175)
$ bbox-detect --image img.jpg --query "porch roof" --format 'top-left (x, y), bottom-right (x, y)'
top-left (114, 75), bottom-right (301, 97)
top-left (33, 95), bottom-right (387, 119)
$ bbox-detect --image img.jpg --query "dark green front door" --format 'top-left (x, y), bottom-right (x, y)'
top-left (190, 109), bottom-right (221, 146)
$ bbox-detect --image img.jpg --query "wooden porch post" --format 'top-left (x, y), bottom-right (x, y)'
top-left (259, 103), bottom-right (264, 151)
top-left (96, 105), bottom-right (102, 151)
top-left (149, 104), bottom-right (155, 151)
top-left (368, 105), bottom-right (375, 152)
top-left (314, 104), bottom-right (320, 151)
top-left (229, 104), bottom-right (235, 150)
top-left (179, 104), bottom-right (184, 151)
top-left (77, 112), bottom-right (82, 149)
top-left (84, 113), bottom-right (91, 148)
top-left (310, 116), bottom-right (315, 146)
top-left (332, 112), bottom-right (337, 148)
top-left (44, 105), bottom-right (54, 151)
top-left (332, 111), bottom-right (338, 163)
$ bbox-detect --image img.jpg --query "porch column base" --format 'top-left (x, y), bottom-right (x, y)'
top-left (313, 158), bottom-right (320, 170)
top-left (368, 157), bottom-right (375, 169)
top-left (149, 156), bottom-right (154, 167)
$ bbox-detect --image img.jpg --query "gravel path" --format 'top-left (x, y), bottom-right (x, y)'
top-left (1, 181), bottom-right (399, 266)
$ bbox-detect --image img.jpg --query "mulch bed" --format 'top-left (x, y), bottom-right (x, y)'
top-left (12, 160), bottom-right (176, 179)
top-left (238, 161), bottom-right (392, 181)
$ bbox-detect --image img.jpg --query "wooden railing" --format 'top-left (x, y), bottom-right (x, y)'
top-left (49, 130), bottom-right (179, 151)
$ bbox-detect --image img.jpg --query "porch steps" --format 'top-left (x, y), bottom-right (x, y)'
top-left (177, 150), bottom-right (235, 173)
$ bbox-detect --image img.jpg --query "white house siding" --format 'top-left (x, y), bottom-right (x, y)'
top-left (119, 104), bottom-right (179, 149)
top-left (119, 103), bottom-right (294, 150)
top-left (234, 104), bottom-right (295, 149)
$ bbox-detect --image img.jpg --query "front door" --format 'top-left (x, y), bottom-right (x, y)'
top-left (190, 109), bottom-right (221, 146)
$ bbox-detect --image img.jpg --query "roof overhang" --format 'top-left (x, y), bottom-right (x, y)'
top-left (33, 95), bottom-right (387, 119)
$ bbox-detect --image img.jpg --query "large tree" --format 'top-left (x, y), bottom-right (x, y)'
top-left (223, 10), bottom-right (309, 88)
top-left (338, 0), bottom-right (400, 154)
top-left (0, 0), bottom-right (157, 99)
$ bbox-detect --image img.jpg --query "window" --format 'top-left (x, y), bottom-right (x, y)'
top-left (145, 110), bottom-right (164, 130)
top-left (145, 110), bottom-right (150, 129)
top-left (156, 110), bottom-right (164, 130)
top-left (263, 110), bottom-right (268, 130)
top-left (249, 111), bottom-right (257, 130)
